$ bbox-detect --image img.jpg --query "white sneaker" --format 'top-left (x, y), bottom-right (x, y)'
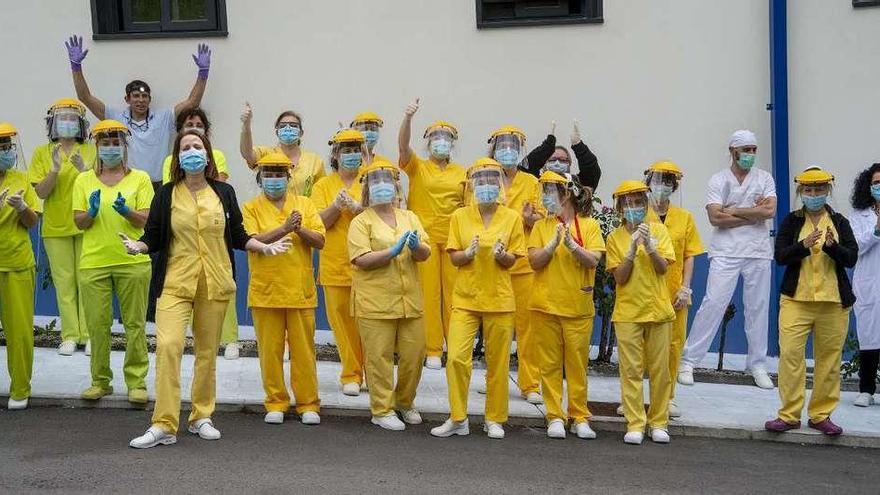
top-left (401, 408), bottom-right (422, 425)
top-left (430, 418), bottom-right (470, 437)
top-left (669, 400), bottom-right (682, 418)
top-left (371, 414), bottom-right (406, 431)
top-left (84, 340), bottom-right (91, 356)
top-left (547, 419), bottom-right (566, 439)
top-left (525, 392), bottom-right (543, 405)
top-left (342, 382), bottom-right (360, 396)
top-left (570, 421), bottom-right (597, 439)
top-left (854, 393), bottom-right (875, 407)
top-left (188, 418), bottom-right (221, 440)
top-left (650, 428), bottom-right (671, 443)
top-left (58, 340), bottom-right (76, 356)
top-left (484, 421), bottom-right (505, 439)
top-left (264, 412), bottom-right (284, 424)
top-left (7, 397), bottom-right (28, 410)
top-left (751, 370), bottom-right (774, 390)
top-left (677, 362), bottom-right (694, 386)
top-left (476, 381), bottom-right (487, 395)
top-left (301, 411), bottom-right (321, 425)
top-left (224, 342), bottom-right (240, 360)
top-left (623, 431), bottom-right (644, 445)
top-left (130, 426), bottom-right (177, 449)
top-left (616, 405), bottom-right (625, 416)
top-left (425, 356), bottom-right (442, 370)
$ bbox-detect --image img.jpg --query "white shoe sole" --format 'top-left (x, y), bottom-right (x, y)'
top-left (130, 435), bottom-right (177, 449)
top-left (371, 417), bottom-right (406, 431)
top-left (431, 424), bottom-right (469, 437)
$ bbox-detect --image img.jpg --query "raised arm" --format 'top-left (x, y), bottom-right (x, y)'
top-left (522, 121), bottom-right (557, 177)
top-left (571, 120), bottom-right (601, 190)
top-left (239, 102), bottom-right (258, 167)
top-left (66, 35), bottom-right (106, 120)
top-left (174, 44), bottom-right (211, 117)
top-left (398, 98), bottom-right (420, 168)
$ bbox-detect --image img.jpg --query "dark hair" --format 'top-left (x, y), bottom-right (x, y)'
top-left (851, 163), bottom-right (880, 210)
top-left (175, 107), bottom-right (211, 135)
top-left (562, 177), bottom-right (592, 216)
top-left (254, 166), bottom-right (291, 186)
top-left (169, 130), bottom-right (219, 184)
top-left (552, 146), bottom-right (572, 162)
top-left (274, 110), bottom-right (303, 129)
top-left (125, 80), bottom-right (151, 96)
top-left (644, 171), bottom-right (680, 192)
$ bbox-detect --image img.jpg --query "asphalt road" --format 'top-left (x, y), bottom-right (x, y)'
top-left (0, 408), bottom-right (876, 494)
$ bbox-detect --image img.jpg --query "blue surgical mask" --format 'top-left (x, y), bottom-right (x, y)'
top-left (262, 177), bottom-right (288, 199)
top-left (475, 184), bottom-right (500, 204)
top-left (56, 120), bottom-right (81, 138)
top-left (430, 139), bottom-right (452, 159)
top-left (362, 130), bottom-right (379, 148)
top-left (0, 149), bottom-right (17, 170)
top-left (277, 126), bottom-right (301, 145)
top-left (340, 152), bottom-right (363, 170)
top-left (871, 184), bottom-right (880, 202)
top-left (98, 145), bottom-right (124, 167)
top-left (179, 148), bottom-right (207, 174)
top-left (737, 152), bottom-right (756, 170)
top-left (623, 207), bottom-right (647, 225)
top-left (803, 194), bottom-right (828, 212)
top-left (494, 148), bottom-right (519, 168)
top-left (369, 182), bottom-right (396, 205)
top-left (546, 160), bottom-right (568, 174)
top-left (542, 193), bottom-right (560, 213)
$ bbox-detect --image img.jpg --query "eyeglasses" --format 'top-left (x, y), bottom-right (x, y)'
top-left (276, 123), bottom-right (301, 130)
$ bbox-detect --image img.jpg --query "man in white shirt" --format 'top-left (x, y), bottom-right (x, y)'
top-left (678, 130), bottom-right (777, 390)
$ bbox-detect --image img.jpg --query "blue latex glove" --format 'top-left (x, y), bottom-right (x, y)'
top-left (389, 232), bottom-right (410, 258)
top-left (192, 43), bottom-right (211, 79)
top-left (87, 190), bottom-right (101, 218)
top-left (65, 35), bottom-right (88, 71)
top-left (407, 230), bottom-right (420, 250)
top-left (112, 192), bottom-right (130, 217)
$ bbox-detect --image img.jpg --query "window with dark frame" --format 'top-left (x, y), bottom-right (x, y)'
top-left (476, 0), bottom-right (603, 29)
top-left (853, 0), bottom-right (880, 7)
top-left (90, 0), bottom-right (227, 40)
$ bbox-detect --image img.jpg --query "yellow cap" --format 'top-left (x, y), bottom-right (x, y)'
top-left (467, 157), bottom-right (503, 178)
top-left (646, 160), bottom-right (683, 177)
top-left (795, 167), bottom-right (834, 185)
top-left (612, 180), bottom-right (650, 199)
top-left (90, 119), bottom-right (130, 138)
top-left (350, 111), bottom-right (383, 127)
top-left (49, 98), bottom-right (86, 114)
top-left (0, 122), bottom-right (18, 138)
top-left (360, 159), bottom-right (400, 180)
top-left (488, 125), bottom-right (526, 143)
top-left (256, 152), bottom-right (293, 168)
top-left (328, 128), bottom-right (365, 146)
top-left (539, 171), bottom-right (568, 185)
top-left (423, 120), bottom-right (459, 139)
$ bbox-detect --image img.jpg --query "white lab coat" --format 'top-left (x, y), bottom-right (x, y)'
top-left (849, 207), bottom-right (880, 350)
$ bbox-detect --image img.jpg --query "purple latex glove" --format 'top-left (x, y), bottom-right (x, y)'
top-left (65, 35), bottom-right (89, 71)
top-left (192, 43), bottom-right (211, 79)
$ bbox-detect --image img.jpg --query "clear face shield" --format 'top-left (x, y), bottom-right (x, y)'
top-left (365, 168), bottom-right (399, 206)
top-left (426, 128), bottom-right (456, 161)
top-left (333, 141), bottom-right (367, 172)
top-left (620, 192), bottom-right (649, 227)
top-left (541, 182), bottom-right (563, 215)
top-left (353, 121), bottom-right (381, 150)
top-left (470, 168), bottom-right (504, 205)
top-left (647, 171), bottom-right (682, 212)
top-left (0, 135), bottom-right (25, 172)
top-left (49, 107), bottom-right (88, 141)
top-left (491, 134), bottom-right (525, 170)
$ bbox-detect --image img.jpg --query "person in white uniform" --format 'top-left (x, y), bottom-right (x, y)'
top-left (678, 130), bottom-right (777, 390)
top-left (849, 163), bottom-right (880, 407)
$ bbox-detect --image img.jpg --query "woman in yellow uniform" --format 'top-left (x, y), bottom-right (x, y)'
top-left (766, 167), bottom-right (857, 436)
top-left (488, 125), bottom-right (544, 404)
top-left (431, 159), bottom-right (525, 440)
top-left (72, 120), bottom-right (153, 404)
top-left (349, 161), bottom-right (431, 431)
top-left (123, 130), bottom-right (291, 449)
top-left (243, 152), bottom-right (326, 425)
top-left (0, 123), bottom-right (40, 410)
top-left (397, 99), bottom-right (467, 369)
top-left (240, 104), bottom-right (324, 196)
top-left (605, 180), bottom-right (676, 445)
top-left (29, 98), bottom-right (95, 356)
top-left (312, 129), bottom-right (368, 396)
top-left (528, 171), bottom-right (604, 440)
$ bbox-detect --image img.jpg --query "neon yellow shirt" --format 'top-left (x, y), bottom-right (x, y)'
top-left (28, 142), bottom-right (96, 237)
top-left (0, 170), bottom-right (40, 271)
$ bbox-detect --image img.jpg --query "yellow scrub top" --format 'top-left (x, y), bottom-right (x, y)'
top-left (242, 192), bottom-right (325, 309)
top-left (647, 206), bottom-right (705, 297)
top-left (504, 171), bottom-right (541, 275)
top-left (0, 170), bottom-right (40, 271)
top-left (787, 211), bottom-right (840, 303)
top-left (252, 146), bottom-right (325, 197)
top-left (29, 142), bottom-right (96, 238)
top-left (400, 153), bottom-right (466, 245)
top-left (528, 215), bottom-right (606, 318)
top-left (605, 222), bottom-right (676, 323)
top-left (348, 208), bottom-right (429, 320)
top-left (161, 149), bottom-right (229, 184)
top-left (446, 204), bottom-right (526, 313)
top-left (71, 169), bottom-right (153, 269)
top-left (163, 183), bottom-right (236, 301)
top-left (311, 173), bottom-right (362, 287)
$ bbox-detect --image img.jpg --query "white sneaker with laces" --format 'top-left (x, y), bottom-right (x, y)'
top-left (188, 418), bottom-right (221, 440)
top-left (224, 342), bottom-right (240, 360)
top-left (547, 419), bottom-right (566, 439)
top-left (84, 340), bottom-right (91, 356)
top-left (484, 421), bottom-right (505, 439)
top-left (570, 422), bottom-right (597, 439)
top-left (301, 411), bottom-right (321, 425)
top-left (650, 428), bottom-right (671, 443)
top-left (371, 414), bottom-right (406, 431)
top-left (425, 356), bottom-right (442, 370)
top-left (430, 418), bottom-right (469, 437)
top-left (668, 400), bottom-right (681, 418)
top-left (525, 392), bottom-right (543, 405)
top-left (677, 362), bottom-right (694, 386)
top-left (7, 397), bottom-right (28, 410)
top-left (401, 409), bottom-right (422, 425)
top-left (342, 382), bottom-right (360, 396)
top-left (130, 426), bottom-right (177, 449)
top-left (624, 431), bottom-right (644, 445)
top-left (58, 340), bottom-right (76, 356)
top-left (751, 370), bottom-right (774, 390)
top-left (264, 412), bottom-right (284, 424)
top-left (854, 393), bottom-right (875, 407)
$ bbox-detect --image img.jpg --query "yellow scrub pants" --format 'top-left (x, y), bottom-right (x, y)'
top-left (512, 273), bottom-right (539, 395)
top-left (219, 297), bottom-right (239, 345)
top-left (446, 308), bottom-right (514, 423)
top-left (252, 307), bottom-right (320, 414)
top-left (668, 307), bottom-right (688, 401)
top-left (43, 235), bottom-right (88, 344)
top-left (152, 274), bottom-right (227, 435)
top-left (79, 263), bottom-right (150, 391)
top-left (325, 285), bottom-right (364, 385)
top-left (777, 299), bottom-right (850, 424)
top-left (420, 244), bottom-right (456, 358)
top-left (533, 311), bottom-right (592, 424)
top-left (616, 321), bottom-right (672, 433)
top-left (0, 268), bottom-right (35, 400)
top-left (358, 317), bottom-right (426, 417)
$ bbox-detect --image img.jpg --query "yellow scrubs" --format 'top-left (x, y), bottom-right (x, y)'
top-left (152, 183), bottom-right (236, 435)
top-left (777, 213), bottom-right (850, 424)
top-left (400, 153), bottom-right (466, 358)
top-left (528, 215), bottom-right (605, 425)
top-left (29, 142), bottom-right (96, 344)
top-left (252, 146), bottom-right (325, 197)
top-left (606, 222), bottom-right (676, 433)
top-left (0, 170), bottom-right (39, 400)
top-left (445, 204), bottom-right (525, 424)
top-left (72, 169), bottom-right (153, 392)
top-left (312, 173), bottom-right (365, 386)
top-left (243, 192), bottom-right (325, 415)
top-left (348, 208), bottom-right (429, 417)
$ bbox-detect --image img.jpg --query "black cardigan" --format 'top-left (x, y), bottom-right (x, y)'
top-left (522, 134), bottom-right (602, 190)
top-left (140, 179), bottom-right (252, 298)
top-left (774, 206), bottom-right (858, 308)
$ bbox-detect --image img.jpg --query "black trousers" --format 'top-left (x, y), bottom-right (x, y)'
top-left (859, 349), bottom-right (879, 395)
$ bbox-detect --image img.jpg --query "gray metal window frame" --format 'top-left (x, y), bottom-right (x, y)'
top-left (90, 0), bottom-right (228, 40)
